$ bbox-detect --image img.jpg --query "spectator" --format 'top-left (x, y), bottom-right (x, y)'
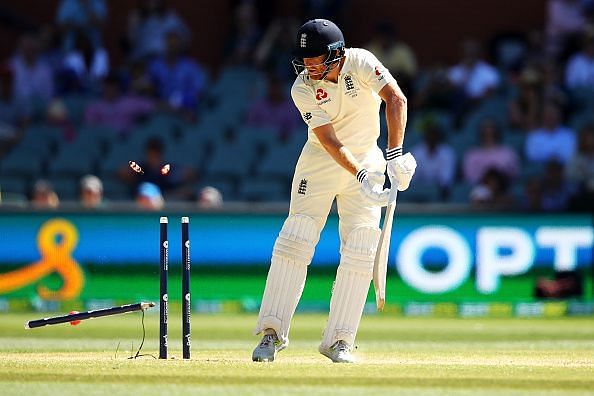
top-left (84, 73), bottom-right (155, 135)
top-left (525, 102), bottom-right (576, 163)
top-left (8, 33), bottom-right (54, 118)
top-left (79, 174), bottom-right (103, 208)
top-left (197, 186), bottom-right (223, 208)
top-left (120, 137), bottom-right (167, 187)
top-left (254, 17), bottom-right (299, 80)
top-left (56, 0), bottom-right (107, 51)
top-left (523, 29), bottom-right (548, 68)
top-left (136, 182), bottom-right (164, 210)
top-left (119, 137), bottom-right (191, 197)
top-left (469, 168), bottom-right (515, 209)
top-left (245, 74), bottom-right (300, 140)
top-left (37, 24), bottom-right (64, 74)
top-left (412, 64), bottom-right (457, 112)
top-left (410, 121), bottom-right (456, 197)
top-left (540, 159), bottom-right (576, 211)
top-left (46, 98), bottom-right (76, 142)
top-left (508, 67), bottom-right (544, 131)
top-left (566, 125), bottom-right (594, 183)
top-left (448, 38), bottom-right (500, 101)
top-left (564, 28), bottom-right (594, 90)
top-left (30, 179), bottom-right (60, 209)
top-left (463, 118), bottom-right (519, 184)
top-left (540, 58), bottom-right (569, 110)
top-left (546, 0), bottom-right (587, 58)
top-left (520, 176), bottom-right (544, 211)
top-left (224, 1), bottom-right (261, 65)
top-left (566, 125), bottom-right (594, 209)
top-left (365, 21), bottom-right (417, 96)
top-left (127, 61), bottom-right (156, 97)
top-left (301, 0), bottom-right (346, 23)
top-left (0, 66), bottom-right (18, 154)
top-left (62, 31), bottom-right (109, 91)
top-left (148, 29), bottom-right (207, 115)
top-left (127, 0), bottom-right (190, 60)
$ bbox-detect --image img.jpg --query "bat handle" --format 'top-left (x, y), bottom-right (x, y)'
top-left (388, 176), bottom-right (399, 202)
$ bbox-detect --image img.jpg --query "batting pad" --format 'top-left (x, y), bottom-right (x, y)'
top-left (255, 215), bottom-right (320, 346)
top-left (322, 226), bottom-right (380, 348)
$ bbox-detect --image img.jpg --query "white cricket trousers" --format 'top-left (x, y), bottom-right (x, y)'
top-left (289, 141), bottom-right (386, 239)
top-left (254, 140), bottom-right (386, 347)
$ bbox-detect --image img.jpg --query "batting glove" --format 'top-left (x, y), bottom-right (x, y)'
top-left (386, 147), bottom-right (417, 191)
top-left (356, 169), bottom-right (390, 207)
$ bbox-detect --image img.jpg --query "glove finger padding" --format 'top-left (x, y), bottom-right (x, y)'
top-left (387, 152), bottom-right (417, 191)
top-left (359, 185), bottom-right (390, 206)
top-left (366, 171), bottom-right (386, 187)
top-left (359, 180), bottom-right (390, 207)
top-left (401, 153), bottom-right (417, 171)
top-left (356, 169), bottom-right (390, 206)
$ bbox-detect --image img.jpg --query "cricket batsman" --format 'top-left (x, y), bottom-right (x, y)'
top-left (252, 19), bottom-right (417, 363)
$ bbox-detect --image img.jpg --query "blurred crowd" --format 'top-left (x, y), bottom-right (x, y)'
top-left (0, 0), bottom-right (593, 211)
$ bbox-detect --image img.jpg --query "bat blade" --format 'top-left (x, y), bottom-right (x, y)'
top-left (24, 302), bottom-right (155, 329)
top-left (373, 188), bottom-right (398, 311)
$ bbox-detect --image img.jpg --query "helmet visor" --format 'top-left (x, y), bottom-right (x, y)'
top-left (291, 48), bottom-right (344, 84)
top-left (292, 58), bottom-right (331, 79)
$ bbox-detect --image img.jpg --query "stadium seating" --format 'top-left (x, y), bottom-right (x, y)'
top-left (0, 152), bottom-right (45, 179)
top-left (569, 109), bottom-right (594, 131)
top-left (164, 139), bottom-right (204, 168)
top-left (49, 142), bottom-right (98, 177)
top-left (14, 124), bottom-right (63, 158)
top-left (0, 176), bottom-right (28, 196)
top-left (2, 54), bottom-right (588, 206)
top-left (46, 176), bottom-right (79, 200)
top-left (519, 161), bottom-right (545, 181)
top-left (196, 178), bottom-right (236, 201)
top-left (238, 177), bottom-right (289, 202)
top-left (101, 177), bottom-right (132, 200)
top-left (203, 139), bottom-right (257, 181)
top-left (450, 182), bottom-right (473, 203)
top-left (76, 125), bottom-right (120, 155)
top-left (62, 94), bottom-right (93, 125)
top-left (503, 131), bottom-right (526, 155)
top-left (255, 141), bottom-right (301, 182)
top-left (100, 142), bottom-right (143, 176)
top-left (397, 182), bottom-right (441, 203)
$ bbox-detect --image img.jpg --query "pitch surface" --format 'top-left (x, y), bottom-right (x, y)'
top-left (1, 313), bottom-right (593, 395)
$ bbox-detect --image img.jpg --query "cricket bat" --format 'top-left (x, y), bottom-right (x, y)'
top-left (373, 187), bottom-right (398, 311)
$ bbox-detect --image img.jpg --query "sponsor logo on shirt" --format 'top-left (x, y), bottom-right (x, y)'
top-left (303, 112), bottom-right (312, 121)
top-left (315, 88), bottom-right (328, 100)
top-left (315, 88), bottom-right (331, 105)
top-left (374, 66), bottom-right (385, 81)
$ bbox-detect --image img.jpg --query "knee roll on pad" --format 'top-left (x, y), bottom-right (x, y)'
top-left (255, 215), bottom-right (320, 346)
top-left (273, 214), bottom-right (320, 263)
top-left (339, 226), bottom-right (381, 275)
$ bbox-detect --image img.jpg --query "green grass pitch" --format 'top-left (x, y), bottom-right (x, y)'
top-left (1, 311), bottom-right (593, 395)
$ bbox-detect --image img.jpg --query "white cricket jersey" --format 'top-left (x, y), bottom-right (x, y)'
top-left (291, 48), bottom-right (397, 153)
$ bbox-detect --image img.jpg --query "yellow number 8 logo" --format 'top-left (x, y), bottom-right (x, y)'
top-left (0, 218), bottom-right (84, 300)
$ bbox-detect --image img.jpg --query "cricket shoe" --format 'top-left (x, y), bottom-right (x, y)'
top-left (252, 330), bottom-right (284, 362)
top-left (319, 340), bottom-right (355, 363)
